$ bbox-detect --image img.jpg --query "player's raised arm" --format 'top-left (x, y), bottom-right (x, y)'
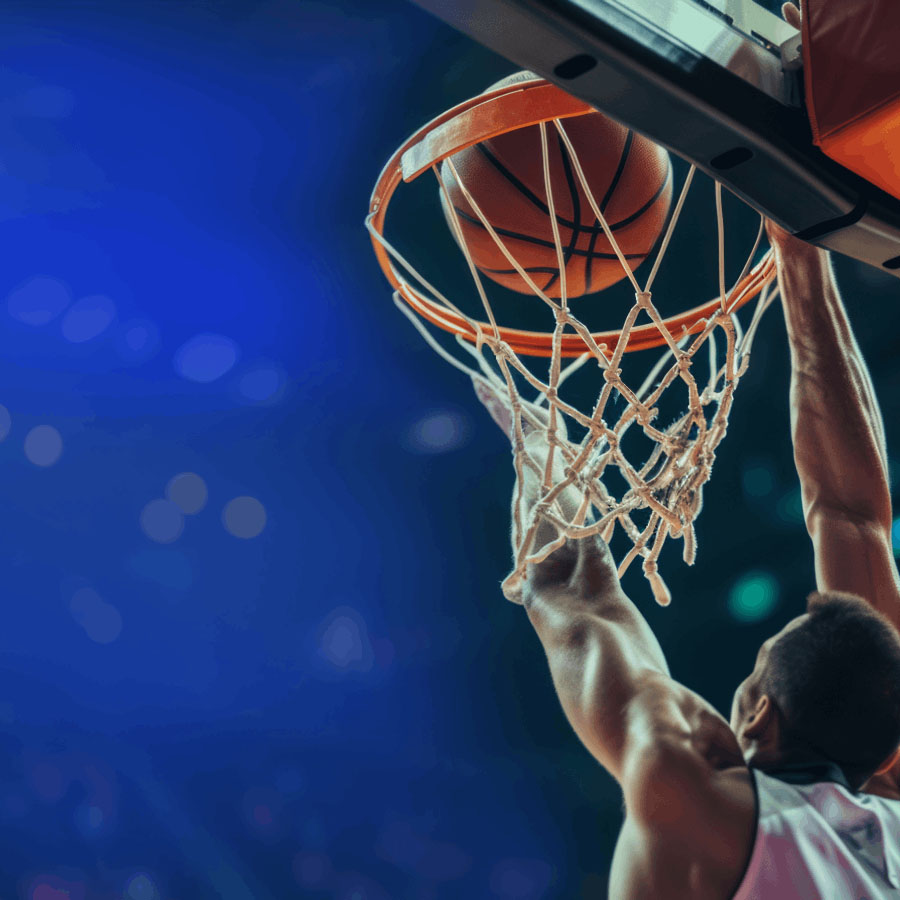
top-left (770, 222), bottom-right (900, 629)
top-left (473, 376), bottom-right (678, 784)
top-left (472, 375), bottom-right (752, 818)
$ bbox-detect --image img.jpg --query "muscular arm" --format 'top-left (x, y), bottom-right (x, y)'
top-left (476, 382), bottom-right (733, 798)
top-left (509, 430), bottom-right (675, 784)
top-left (521, 522), bottom-right (745, 810)
top-left (522, 533), bottom-right (672, 783)
top-left (771, 224), bottom-right (900, 627)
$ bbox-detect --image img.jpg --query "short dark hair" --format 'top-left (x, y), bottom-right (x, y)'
top-left (761, 591), bottom-right (900, 789)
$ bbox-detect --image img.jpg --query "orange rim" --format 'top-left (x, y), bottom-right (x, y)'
top-left (368, 78), bottom-right (776, 358)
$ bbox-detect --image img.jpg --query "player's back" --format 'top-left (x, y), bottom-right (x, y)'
top-left (609, 763), bottom-right (900, 900)
top-left (734, 767), bottom-right (900, 899)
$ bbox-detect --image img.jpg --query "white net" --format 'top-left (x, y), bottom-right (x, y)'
top-left (368, 114), bottom-right (779, 607)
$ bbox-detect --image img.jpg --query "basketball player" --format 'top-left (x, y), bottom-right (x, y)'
top-left (474, 216), bottom-right (900, 894)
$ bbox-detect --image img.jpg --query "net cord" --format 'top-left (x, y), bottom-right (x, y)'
top-left (371, 113), bottom-right (778, 606)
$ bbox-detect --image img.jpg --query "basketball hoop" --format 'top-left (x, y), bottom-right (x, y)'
top-left (367, 76), bottom-right (779, 606)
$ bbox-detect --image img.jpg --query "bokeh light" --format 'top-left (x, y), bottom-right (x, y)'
top-left (114, 318), bottom-right (161, 363)
top-left (7, 276), bottom-right (72, 326)
top-left (774, 486), bottom-right (804, 525)
top-left (140, 499), bottom-right (185, 544)
top-left (741, 461), bottom-right (774, 498)
top-left (489, 858), bottom-right (555, 899)
top-left (74, 803), bottom-right (106, 837)
top-left (60, 294), bottom-right (116, 343)
top-left (727, 572), bottom-right (779, 623)
top-left (238, 365), bottom-right (284, 403)
top-left (403, 410), bottom-right (471, 454)
top-left (124, 873), bottom-right (160, 900)
top-left (222, 496), bottom-right (266, 538)
top-left (24, 425), bottom-right (63, 467)
top-left (29, 877), bottom-right (86, 900)
top-left (165, 472), bottom-right (208, 515)
top-left (241, 787), bottom-right (283, 837)
top-left (174, 333), bottom-right (239, 383)
top-left (317, 607), bottom-right (374, 673)
top-left (70, 588), bottom-right (123, 644)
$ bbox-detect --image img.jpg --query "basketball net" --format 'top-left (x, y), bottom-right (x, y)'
top-left (367, 78), bottom-right (778, 606)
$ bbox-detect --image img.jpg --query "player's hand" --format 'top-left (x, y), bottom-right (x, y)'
top-left (781, 2), bottom-right (800, 29)
top-left (523, 533), bottom-right (621, 608)
top-left (471, 374), bottom-right (554, 441)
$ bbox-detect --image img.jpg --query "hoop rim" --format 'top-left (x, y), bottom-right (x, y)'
top-left (368, 78), bottom-right (776, 358)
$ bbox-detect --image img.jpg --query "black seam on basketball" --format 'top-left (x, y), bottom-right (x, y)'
top-left (451, 205), bottom-right (584, 256)
top-left (584, 226), bottom-right (599, 294)
top-left (476, 140), bottom-right (553, 218)
top-left (452, 204), bottom-right (653, 259)
top-left (479, 253), bottom-right (647, 274)
top-left (475, 139), bottom-right (584, 233)
top-left (481, 266), bottom-right (570, 277)
top-left (542, 131), bottom-right (584, 294)
top-left (452, 168), bottom-right (669, 245)
top-left (600, 130), bottom-right (633, 212)
top-left (608, 162), bottom-right (672, 232)
top-left (586, 129), bottom-right (634, 292)
top-left (449, 145), bottom-right (671, 287)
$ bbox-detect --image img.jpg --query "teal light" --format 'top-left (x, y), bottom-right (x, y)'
top-left (892, 517), bottom-right (900, 556)
top-left (728, 572), bottom-right (779, 623)
top-left (775, 487), bottom-right (804, 526)
top-left (741, 464), bottom-right (775, 498)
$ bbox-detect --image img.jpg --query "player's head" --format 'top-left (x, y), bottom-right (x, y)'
top-left (729, 591), bottom-right (900, 790)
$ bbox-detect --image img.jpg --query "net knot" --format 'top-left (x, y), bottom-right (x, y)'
top-left (635, 405), bottom-right (656, 427)
top-left (371, 121), bottom-right (778, 607)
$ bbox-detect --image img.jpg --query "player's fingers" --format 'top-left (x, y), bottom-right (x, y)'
top-left (471, 374), bottom-right (558, 440)
top-left (471, 375), bottom-right (514, 438)
top-left (525, 536), bottom-right (579, 591)
top-left (781, 2), bottom-right (801, 29)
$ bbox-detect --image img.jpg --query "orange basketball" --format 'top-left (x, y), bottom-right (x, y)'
top-left (439, 75), bottom-right (672, 297)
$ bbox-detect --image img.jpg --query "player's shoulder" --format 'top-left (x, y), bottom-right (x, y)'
top-left (611, 763), bottom-right (756, 900)
top-left (623, 676), bottom-right (756, 863)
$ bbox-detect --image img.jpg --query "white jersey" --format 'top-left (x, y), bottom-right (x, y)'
top-left (732, 762), bottom-right (900, 899)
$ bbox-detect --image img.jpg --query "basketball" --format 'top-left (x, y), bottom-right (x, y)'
top-left (439, 73), bottom-right (673, 297)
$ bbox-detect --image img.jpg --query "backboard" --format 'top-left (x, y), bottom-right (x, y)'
top-left (410, 0), bottom-right (900, 275)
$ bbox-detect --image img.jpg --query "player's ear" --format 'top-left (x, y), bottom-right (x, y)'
top-left (744, 694), bottom-right (774, 738)
top-left (781, 2), bottom-right (801, 29)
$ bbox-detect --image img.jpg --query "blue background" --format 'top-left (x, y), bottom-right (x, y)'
top-left (0, 1), bottom-right (898, 898)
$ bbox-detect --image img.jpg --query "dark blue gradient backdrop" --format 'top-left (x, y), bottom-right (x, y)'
top-left (0, 2), bottom-right (898, 898)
